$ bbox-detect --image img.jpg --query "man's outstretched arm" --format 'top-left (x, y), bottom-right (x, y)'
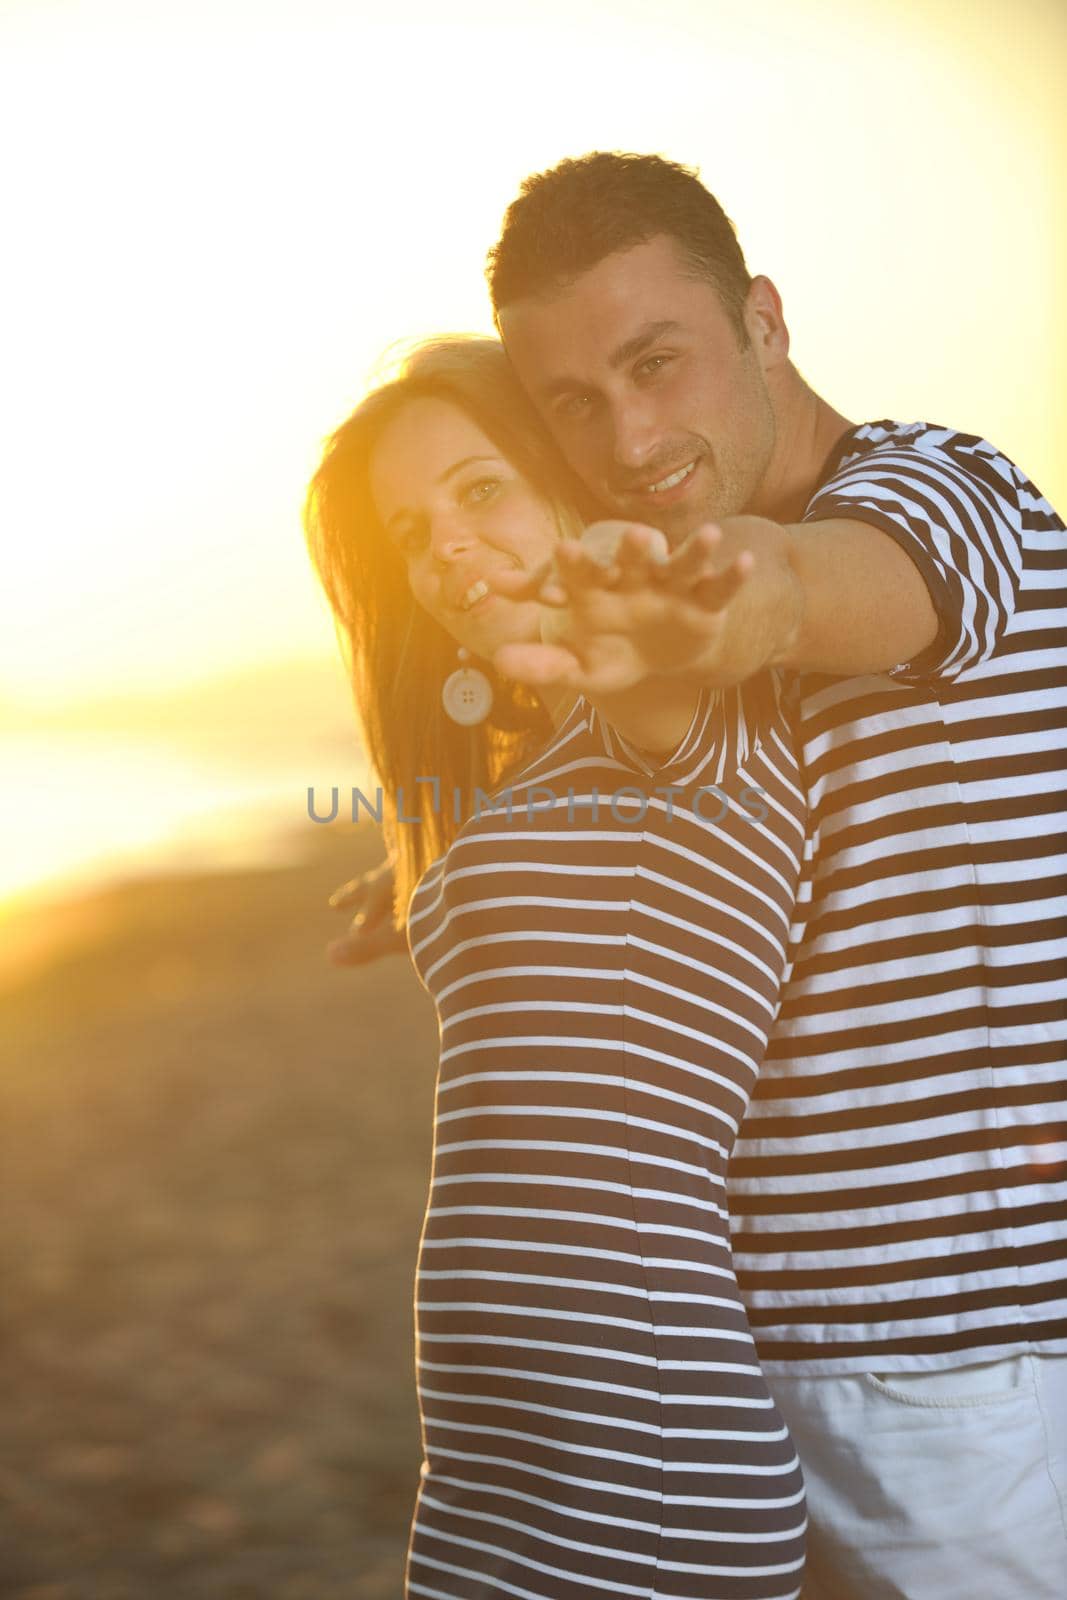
top-left (491, 514), bottom-right (940, 694)
top-left (672, 514), bottom-right (940, 679)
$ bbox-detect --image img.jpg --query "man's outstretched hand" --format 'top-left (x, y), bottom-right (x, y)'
top-left (489, 519), bottom-right (787, 696)
top-left (326, 858), bottom-right (406, 966)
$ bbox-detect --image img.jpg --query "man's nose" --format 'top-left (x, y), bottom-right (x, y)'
top-left (608, 394), bottom-right (661, 473)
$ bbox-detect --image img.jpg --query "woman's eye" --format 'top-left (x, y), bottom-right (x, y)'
top-left (461, 477), bottom-right (501, 506)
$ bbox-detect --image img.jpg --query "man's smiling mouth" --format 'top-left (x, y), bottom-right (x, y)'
top-left (645, 460), bottom-right (697, 494)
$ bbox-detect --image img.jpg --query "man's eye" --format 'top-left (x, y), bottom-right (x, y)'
top-left (637, 354), bottom-right (671, 379)
top-left (556, 393), bottom-right (592, 421)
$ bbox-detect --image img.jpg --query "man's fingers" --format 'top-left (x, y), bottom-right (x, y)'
top-left (658, 529), bottom-right (757, 610)
top-left (660, 523), bottom-right (727, 584)
top-left (612, 529), bottom-right (672, 594)
top-left (554, 536), bottom-right (665, 599)
top-left (328, 876), bottom-right (368, 911)
top-left (495, 639), bottom-right (643, 699)
top-left (493, 640), bottom-right (584, 687)
top-left (329, 858), bottom-right (393, 913)
top-left (326, 860), bottom-right (398, 976)
top-left (485, 562), bottom-right (545, 599)
top-left (490, 528), bottom-right (673, 613)
top-left (689, 551), bottom-right (755, 611)
top-left (485, 558), bottom-right (567, 607)
top-left (563, 524), bottom-right (670, 595)
top-left (615, 523), bottom-right (670, 566)
top-left (327, 920), bottom-right (407, 967)
top-left (555, 540), bottom-right (623, 591)
top-left (328, 864), bottom-right (389, 919)
top-left (326, 859), bottom-right (402, 966)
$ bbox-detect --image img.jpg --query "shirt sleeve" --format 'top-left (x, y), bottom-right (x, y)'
top-left (803, 436), bottom-right (1024, 684)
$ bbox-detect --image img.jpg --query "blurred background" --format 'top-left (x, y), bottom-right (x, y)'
top-left (1, 0), bottom-right (1064, 1595)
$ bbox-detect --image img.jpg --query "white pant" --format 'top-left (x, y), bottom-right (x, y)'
top-left (768, 1353), bottom-right (1067, 1600)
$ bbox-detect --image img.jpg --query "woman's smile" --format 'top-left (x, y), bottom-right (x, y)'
top-left (370, 395), bottom-right (562, 655)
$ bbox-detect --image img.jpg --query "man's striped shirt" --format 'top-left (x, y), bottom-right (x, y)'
top-left (728, 420), bottom-right (1067, 1373)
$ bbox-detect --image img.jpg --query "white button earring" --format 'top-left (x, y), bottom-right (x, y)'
top-left (442, 647), bottom-right (493, 726)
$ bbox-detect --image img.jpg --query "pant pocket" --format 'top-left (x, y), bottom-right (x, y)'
top-left (863, 1355), bottom-right (1029, 1409)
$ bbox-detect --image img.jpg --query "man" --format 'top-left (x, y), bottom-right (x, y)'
top-left (333, 153), bottom-right (1067, 1596)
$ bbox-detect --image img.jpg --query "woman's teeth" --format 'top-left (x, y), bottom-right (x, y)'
top-left (462, 579), bottom-right (490, 611)
top-left (647, 461), bottom-right (696, 494)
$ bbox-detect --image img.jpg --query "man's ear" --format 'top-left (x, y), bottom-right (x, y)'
top-left (744, 275), bottom-right (790, 370)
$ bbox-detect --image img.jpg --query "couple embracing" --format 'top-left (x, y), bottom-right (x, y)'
top-left (304, 152), bottom-right (1067, 1599)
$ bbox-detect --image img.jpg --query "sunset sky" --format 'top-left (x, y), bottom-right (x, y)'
top-left (3, 0), bottom-right (1063, 709)
top-left (1, 0), bottom-right (1064, 904)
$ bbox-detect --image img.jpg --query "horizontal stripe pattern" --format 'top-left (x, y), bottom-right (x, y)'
top-left (406, 679), bottom-right (807, 1598)
top-left (730, 421), bottom-right (1067, 1372)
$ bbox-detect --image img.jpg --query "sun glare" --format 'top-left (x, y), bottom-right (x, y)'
top-left (0, 0), bottom-right (1062, 896)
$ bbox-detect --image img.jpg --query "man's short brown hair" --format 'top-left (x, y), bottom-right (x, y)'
top-left (487, 151), bottom-right (752, 338)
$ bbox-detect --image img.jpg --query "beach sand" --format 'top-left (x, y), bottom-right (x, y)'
top-left (1, 822), bottom-right (437, 1598)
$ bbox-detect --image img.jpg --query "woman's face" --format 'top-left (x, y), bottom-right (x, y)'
top-left (369, 397), bottom-right (562, 659)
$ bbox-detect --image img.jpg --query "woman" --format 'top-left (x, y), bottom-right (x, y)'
top-left (304, 336), bottom-right (808, 1600)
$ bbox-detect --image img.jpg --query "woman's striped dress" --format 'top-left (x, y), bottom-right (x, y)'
top-left (404, 674), bottom-right (808, 1600)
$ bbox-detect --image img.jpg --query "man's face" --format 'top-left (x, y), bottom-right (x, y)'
top-left (499, 234), bottom-right (779, 541)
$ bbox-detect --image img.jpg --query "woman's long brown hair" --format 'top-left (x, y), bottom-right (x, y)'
top-left (303, 336), bottom-right (584, 927)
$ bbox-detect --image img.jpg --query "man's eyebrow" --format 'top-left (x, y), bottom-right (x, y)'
top-left (609, 320), bottom-right (681, 369)
top-left (539, 321), bottom-right (682, 401)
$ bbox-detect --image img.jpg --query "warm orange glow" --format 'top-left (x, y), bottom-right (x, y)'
top-left (1, 0), bottom-right (1063, 901)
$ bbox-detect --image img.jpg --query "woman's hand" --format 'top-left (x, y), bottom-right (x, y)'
top-left (326, 858), bottom-right (406, 966)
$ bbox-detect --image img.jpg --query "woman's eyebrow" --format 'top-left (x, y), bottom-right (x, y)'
top-left (438, 454), bottom-right (499, 485)
top-left (384, 456), bottom-right (500, 534)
